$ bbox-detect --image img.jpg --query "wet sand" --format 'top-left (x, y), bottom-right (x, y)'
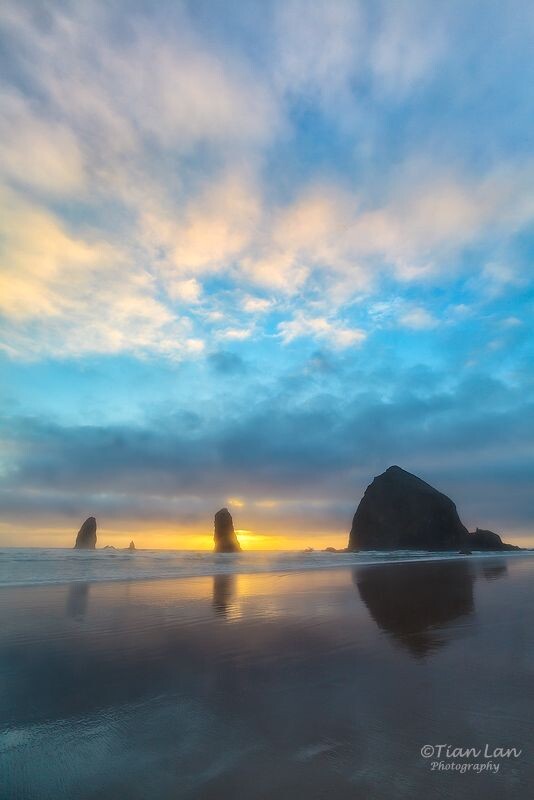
top-left (0, 555), bottom-right (533, 799)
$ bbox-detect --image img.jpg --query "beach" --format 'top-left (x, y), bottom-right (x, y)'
top-left (0, 553), bottom-right (533, 799)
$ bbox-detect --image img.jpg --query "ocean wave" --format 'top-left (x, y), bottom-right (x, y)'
top-left (0, 547), bottom-right (530, 588)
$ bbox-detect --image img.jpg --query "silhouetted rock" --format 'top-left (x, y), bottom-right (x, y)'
top-left (128, 541), bottom-right (136, 551)
top-left (213, 508), bottom-right (241, 553)
top-left (303, 547), bottom-right (314, 553)
top-left (354, 561), bottom-right (475, 658)
top-left (348, 466), bottom-right (468, 551)
top-left (459, 548), bottom-right (472, 555)
top-left (468, 528), bottom-right (520, 551)
top-left (74, 517), bottom-right (97, 550)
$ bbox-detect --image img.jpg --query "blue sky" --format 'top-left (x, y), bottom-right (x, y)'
top-left (0, 0), bottom-right (533, 547)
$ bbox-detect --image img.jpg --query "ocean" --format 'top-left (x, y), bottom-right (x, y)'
top-left (0, 546), bottom-right (530, 587)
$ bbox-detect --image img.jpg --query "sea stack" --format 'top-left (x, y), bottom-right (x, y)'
top-left (348, 466), bottom-right (468, 551)
top-left (74, 517), bottom-right (97, 550)
top-left (468, 528), bottom-right (519, 551)
top-left (128, 541), bottom-right (136, 552)
top-left (214, 508), bottom-right (242, 553)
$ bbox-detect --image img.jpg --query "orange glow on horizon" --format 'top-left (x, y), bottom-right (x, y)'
top-left (1, 522), bottom-right (532, 551)
top-left (0, 521), bottom-right (348, 550)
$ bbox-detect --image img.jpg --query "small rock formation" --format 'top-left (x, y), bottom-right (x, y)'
top-left (214, 508), bottom-right (242, 553)
top-left (348, 466), bottom-right (468, 551)
top-left (468, 528), bottom-right (520, 551)
top-left (74, 517), bottom-right (97, 550)
top-left (128, 541), bottom-right (136, 551)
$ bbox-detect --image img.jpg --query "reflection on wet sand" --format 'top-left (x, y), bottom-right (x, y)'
top-left (481, 561), bottom-right (508, 581)
top-left (0, 558), bottom-right (531, 800)
top-left (66, 582), bottom-right (90, 620)
top-left (212, 573), bottom-right (236, 617)
top-left (354, 561), bottom-right (476, 658)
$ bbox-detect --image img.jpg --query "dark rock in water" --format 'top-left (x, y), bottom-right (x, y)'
top-left (128, 541), bottom-right (136, 552)
top-left (468, 528), bottom-right (520, 551)
top-left (324, 546), bottom-right (342, 553)
top-left (348, 466), bottom-right (468, 551)
top-left (102, 545), bottom-right (116, 550)
top-left (74, 517), bottom-right (97, 550)
top-left (354, 561), bottom-right (475, 658)
top-left (459, 548), bottom-right (472, 555)
top-left (303, 547), bottom-right (314, 553)
top-left (214, 508), bottom-right (241, 553)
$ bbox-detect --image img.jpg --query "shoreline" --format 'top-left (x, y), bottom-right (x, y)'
top-left (0, 548), bottom-right (532, 590)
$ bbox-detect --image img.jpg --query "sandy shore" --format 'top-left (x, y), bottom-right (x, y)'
top-left (0, 555), bottom-right (533, 799)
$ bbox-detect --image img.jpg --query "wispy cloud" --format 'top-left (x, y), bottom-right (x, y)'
top-left (278, 314), bottom-right (366, 349)
top-left (399, 307), bottom-right (438, 330)
top-left (1, 0), bottom-right (533, 360)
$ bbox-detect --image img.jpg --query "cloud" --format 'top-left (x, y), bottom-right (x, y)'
top-left (1, 2), bottom-right (281, 157)
top-left (207, 351), bottom-right (248, 375)
top-left (1, 0), bottom-right (533, 361)
top-left (218, 328), bottom-right (253, 342)
top-left (0, 90), bottom-right (86, 195)
top-left (371, 0), bottom-right (447, 96)
top-left (242, 296), bottom-right (273, 314)
top-left (274, 0), bottom-right (362, 106)
top-left (171, 173), bottom-right (262, 273)
top-left (278, 314), bottom-right (366, 349)
top-left (0, 189), bottom-right (201, 359)
top-left (2, 368), bottom-right (533, 539)
top-left (399, 307), bottom-right (437, 330)
top-left (166, 278), bottom-right (203, 304)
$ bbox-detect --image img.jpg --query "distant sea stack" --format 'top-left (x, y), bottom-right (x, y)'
top-left (214, 508), bottom-right (242, 553)
top-left (74, 517), bottom-right (97, 550)
top-left (128, 541), bottom-right (136, 552)
top-left (468, 528), bottom-right (519, 552)
top-left (348, 467), bottom-right (518, 552)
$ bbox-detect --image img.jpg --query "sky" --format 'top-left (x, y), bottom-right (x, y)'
top-left (0, 0), bottom-right (533, 549)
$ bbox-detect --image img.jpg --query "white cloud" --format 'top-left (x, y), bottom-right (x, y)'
top-left (218, 328), bottom-right (253, 342)
top-left (501, 316), bottom-right (522, 328)
top-left (172, 173), bottom-right (261, 273)
top-left (1, 0), bottom-right (533, 361)
top-left (242, 296), bottom-right (273, 314)
top-left (398, 307), bottom-right (437, 330)
top-left (167, 278), bottom-right (202, 304)
top-left (278, 314), bottom-right (366, 349)
top-left (0, 189), bottom-right (196, 359)
top-left (0, 91), bottom-right (86, 195)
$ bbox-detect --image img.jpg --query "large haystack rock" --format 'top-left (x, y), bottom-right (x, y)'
top-left (348, 466), bottom-right (468, 551)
